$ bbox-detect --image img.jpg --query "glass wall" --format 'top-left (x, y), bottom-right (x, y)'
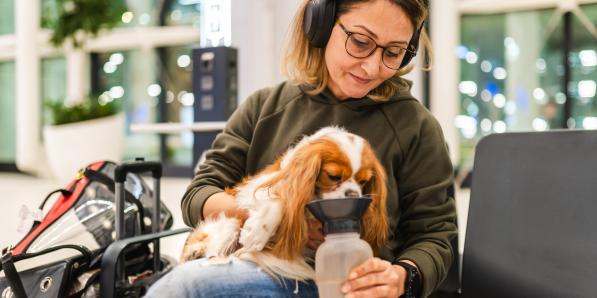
top-left (0, 58), bottom-right (66, 164)
top-left (0, 62), bottom-right (16, 163)
top-left (0, 0), bottom-right (205, 172)
top-left (87, 0), bottom-right (203, 173)
top-left (40, 0), bottom-right (202, 29)
top-left (92, 50), bottom-right (161, 162)
top-left (0, 0), bottom-right (14, 35)
top-left (458, 4), bottom-right (597, 167)
top-left (570, 5), bottom-right (597, 128)
top-left (114, 0), bottom-right (202, 28)
top-left (41, 57), bottom-right (67, 124)
top-left (163, 0), bottom-right (202, 26)
top-left (158, 45), bottom-right (195, 166)
top-left (0, 0), bottom-right (15, 164)
top-left (92, 45), bottom-right (195, 167)
top-left (90, 1), bottom-right (202, 173)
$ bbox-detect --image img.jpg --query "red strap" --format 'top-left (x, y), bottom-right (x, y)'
top-left (12, 161), bottom-right (106, 255)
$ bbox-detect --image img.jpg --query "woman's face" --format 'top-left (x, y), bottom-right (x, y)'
top-left (324, 0), bottom-right (414, 99)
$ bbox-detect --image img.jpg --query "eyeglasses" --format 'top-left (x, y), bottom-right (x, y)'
top-left (338, 21), bottom-right (414, 70)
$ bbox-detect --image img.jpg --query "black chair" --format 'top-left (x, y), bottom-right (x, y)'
top-left (461, 130), bottom-right (597, 298)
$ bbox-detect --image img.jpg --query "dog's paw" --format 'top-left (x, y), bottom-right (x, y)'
top-left (180, 232), bottom-right (208, 262)
top-left (237, 197), bottom-right (282, 252)
top-left (238, 216), bottom-right (274, 252)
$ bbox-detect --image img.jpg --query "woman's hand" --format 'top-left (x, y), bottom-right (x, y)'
top-left (341, 257), bottom-right (407, 298)
top-left (306, 217), bottom-right (325, 250)
top-left (202, 192), bottom-right (248, 223)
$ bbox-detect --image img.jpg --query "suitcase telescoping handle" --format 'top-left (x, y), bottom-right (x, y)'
top-left (113, 160), bottom-right (162, 273)
top-left (114, 160), bottom-right (162, 240)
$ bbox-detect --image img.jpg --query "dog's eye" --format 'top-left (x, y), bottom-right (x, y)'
top-left (327, 173), bottom-right (342, 182)
top-left (358, 179), bottom-right (368, 185)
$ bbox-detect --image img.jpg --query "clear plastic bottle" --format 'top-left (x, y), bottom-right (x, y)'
top-left (315, 232), bottom-right (373, 298)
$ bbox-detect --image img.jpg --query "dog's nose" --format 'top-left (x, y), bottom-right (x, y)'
top-left (344, 190), bottom-right (360, 197)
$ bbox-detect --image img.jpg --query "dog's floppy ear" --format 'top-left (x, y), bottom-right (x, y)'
top-left (266, 142), bottom-right (323, 260)
top-left (361, 144), bottom-right (388, 252)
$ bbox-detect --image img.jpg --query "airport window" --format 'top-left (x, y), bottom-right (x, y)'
top-left (0, 0), bottom-right (14, 35)
top-left (91, 44), bottom-right (195, 175)
top-left (84, 1), bottom-right (203, 175)
top-left (570, 4), bottom-right (597, 126)
top-left (457, 4), bottom-right (597, 167)
top-left (163, 0), bottom-right (203, 27)
top-left (0, 0), bottom-right (15, 168)
top-left (0, 0), bottom-right (227, 173)
top-left (0, 62), bottom-right (16, 165)
top-left (87, 1), bottom-right (202, 175)
top-left (0, 58), bottom-right (66, 167)
top-left (40, 0), bottom-right (202, 29)
top-left (41, 57), bottom-right (67, 124)
top-left (91, 50), bottom-right (161, 162)
top-left (157, 45), bottom-right (195, 169)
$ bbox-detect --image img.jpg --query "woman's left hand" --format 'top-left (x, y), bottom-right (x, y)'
top-left (341, 257), bottom-right (406, 298)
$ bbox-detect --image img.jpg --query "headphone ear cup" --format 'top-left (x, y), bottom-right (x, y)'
top-left (303, 0), bottom-right (336, 48)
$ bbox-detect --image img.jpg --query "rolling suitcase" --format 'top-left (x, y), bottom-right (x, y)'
top-left (98, 160), bottom-right (190, 297)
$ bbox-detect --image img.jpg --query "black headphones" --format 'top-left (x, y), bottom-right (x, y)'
top-left (303, 0), bottom-right (424, 69)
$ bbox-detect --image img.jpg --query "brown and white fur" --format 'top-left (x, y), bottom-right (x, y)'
top-left (180, 126), bottom-right (388, 281)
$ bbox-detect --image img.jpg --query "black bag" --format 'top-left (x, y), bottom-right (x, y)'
top-left (1, 245), bottom-right (94, 298)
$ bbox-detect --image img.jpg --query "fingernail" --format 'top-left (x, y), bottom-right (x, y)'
top-left (349, 272), bottom-right (357, 279)
top-left (341, 284), bottom-right (350, 293)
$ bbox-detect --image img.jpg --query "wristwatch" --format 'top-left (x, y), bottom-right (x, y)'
top-left (396, 260), bottom-right (422, 298)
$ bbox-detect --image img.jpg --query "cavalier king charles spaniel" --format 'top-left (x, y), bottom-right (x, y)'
top-left (180, 126), bottom-right (388, 281)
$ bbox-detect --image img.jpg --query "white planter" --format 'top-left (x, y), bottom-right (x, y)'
top-left (43, 113), bottom-right (125, 183)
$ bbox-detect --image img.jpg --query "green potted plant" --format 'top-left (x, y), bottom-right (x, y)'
top-left (43, 97), bottom-right (125, 183)
top-left (42, 0), bottom-right (127, 48)
top-left (39, 0), bottom-right (128, 182)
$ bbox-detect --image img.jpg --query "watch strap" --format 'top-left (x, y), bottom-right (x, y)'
top-left (396, 260), bottom-right (422, 298)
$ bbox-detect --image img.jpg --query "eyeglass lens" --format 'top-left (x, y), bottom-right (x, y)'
top-left (345, 32), bottom-right (406, 70)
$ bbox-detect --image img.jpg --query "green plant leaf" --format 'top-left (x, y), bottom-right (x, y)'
top-left (45, 97), bottom-right (122, 126)
top-left (46, 0), bottom-right (127, 48)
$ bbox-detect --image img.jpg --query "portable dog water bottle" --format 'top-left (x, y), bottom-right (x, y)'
top-left (306, 197), bottom-right (373, 298)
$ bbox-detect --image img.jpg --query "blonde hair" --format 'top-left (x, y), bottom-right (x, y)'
top-left (282, 0), bottom-right (433, 100)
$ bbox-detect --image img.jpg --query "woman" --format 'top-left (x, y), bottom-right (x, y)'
top-left (146, 0), bottom-right (456, 297)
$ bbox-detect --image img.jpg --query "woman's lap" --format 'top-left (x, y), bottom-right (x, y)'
top-left (144, 257), bottom-right (318, 298)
